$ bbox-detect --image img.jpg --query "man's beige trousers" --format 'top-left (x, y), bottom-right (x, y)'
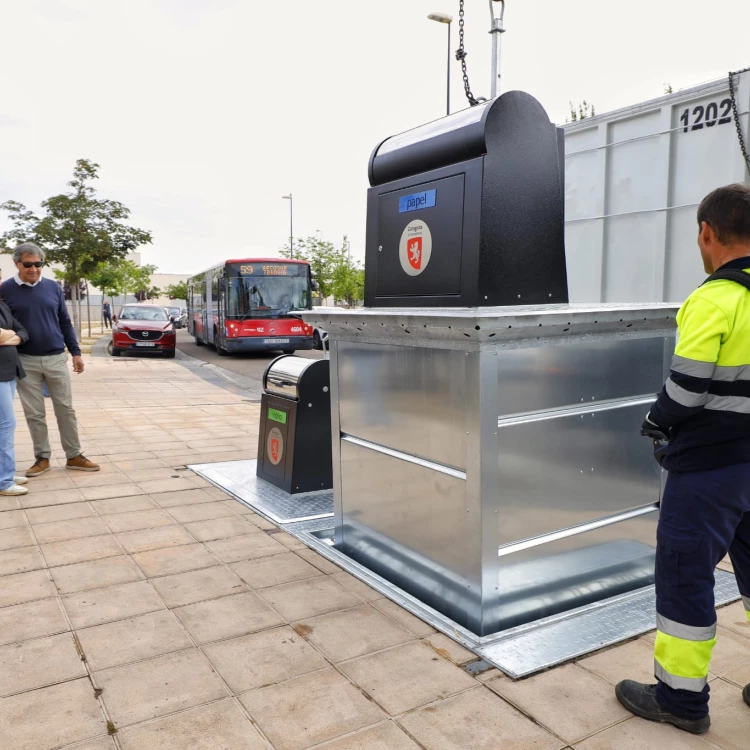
top-left (17, 353), bottom-right (81, 460)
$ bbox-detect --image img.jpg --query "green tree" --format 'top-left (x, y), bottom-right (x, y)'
top-left (567, 100), bottom-right (596, 122)
top-left (0, 159), bottom-right (152, 335)
top-left (122, 262), bottom-right (159, 301)
top-left (134, 287), bottom-right (161, 302)
top-left (330, 244), bottom-right (364, 307)
top-left (88, 258), bottom-right (129, 319)
top-left (90, 258), bottom-right (158, 305)
top-left (165, 281), bottom-right (188, 302)
top-left (280, 236), bottom-right (338, 300)
top-left (663, 83), bottom-right (674, 95)
top-left (57, 278), bottom-right (87, 302)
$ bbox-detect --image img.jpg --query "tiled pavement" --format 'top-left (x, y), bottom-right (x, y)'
top-left (1, 356), bottom-right (749, 749)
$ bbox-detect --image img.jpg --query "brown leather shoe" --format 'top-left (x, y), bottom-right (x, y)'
top-left (66, 455), bottom-right (101, 472)
top-left (26, 458), bottom-right (51, 478)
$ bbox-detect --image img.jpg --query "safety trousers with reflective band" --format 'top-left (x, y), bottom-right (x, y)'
top-left (654, 615), bottom-right (716, 692)
top-left (655, 463), bottom-right (750, 720)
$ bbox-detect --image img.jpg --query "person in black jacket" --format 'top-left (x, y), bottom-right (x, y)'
top-left (102, 300), bottom-right (112, 329)
top-left (0, 277), bottom-right (29, 496)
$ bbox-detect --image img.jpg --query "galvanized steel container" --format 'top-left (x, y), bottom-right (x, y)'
top-left (304, 303), bottom-right (678, 637)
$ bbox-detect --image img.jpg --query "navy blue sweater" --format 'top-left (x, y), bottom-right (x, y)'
top-left (0, 278), bottom-right (81, 357)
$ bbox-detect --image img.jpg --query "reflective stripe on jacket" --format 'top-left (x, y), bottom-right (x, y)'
top-left (650, 257), bottom-right (750, 472)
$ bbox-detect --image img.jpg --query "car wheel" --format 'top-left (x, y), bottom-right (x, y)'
top-left (164, 349), bottom-right (176, 359)
top-left (313, 331), bottom-right (321, 350)
top-left (282, 349), bottom-right (296, 355)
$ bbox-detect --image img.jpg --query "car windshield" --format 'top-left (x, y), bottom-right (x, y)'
top-left (166, 308), bottom-right (181, 316)
top-left (119, 306), bottom-right (168, 322)
top-left (226, 276), bottom-right (310, 319)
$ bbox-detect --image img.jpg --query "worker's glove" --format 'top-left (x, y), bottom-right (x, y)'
top-left (640, 414), bottom-right (670, 442)
top-left (641, 414), bottom-right (670, 468)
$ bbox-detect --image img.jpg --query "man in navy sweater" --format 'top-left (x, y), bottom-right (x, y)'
top-left (1, 243), bottom-right (99, 476)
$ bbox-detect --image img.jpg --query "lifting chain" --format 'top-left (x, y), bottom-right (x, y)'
top-left (456, 0), bottom-right (483, 107)
top-left (728, 67), bottom-right (750, 172)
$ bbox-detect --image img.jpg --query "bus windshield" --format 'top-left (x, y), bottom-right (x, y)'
top-left (226, 275), bottom-right (310, 319)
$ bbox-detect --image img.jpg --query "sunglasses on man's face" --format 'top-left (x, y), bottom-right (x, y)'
top-left (21, 262), bottom-right (44, 268)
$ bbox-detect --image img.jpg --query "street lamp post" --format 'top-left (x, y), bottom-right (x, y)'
top-left (489, 0), bottom-right (506, 98)
top-left (282, 194), bottom-right (293, 259)
top-left (428, 12), bottom-right (453, 117)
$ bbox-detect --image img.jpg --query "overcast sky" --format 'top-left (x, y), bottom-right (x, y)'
top-left (1, 0), bottom-right (749, 275)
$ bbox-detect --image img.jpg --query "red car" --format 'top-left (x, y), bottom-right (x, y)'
top-left (111, 304), bottom-right (176, 358)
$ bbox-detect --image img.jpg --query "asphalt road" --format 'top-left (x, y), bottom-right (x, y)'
top-left (175, 329), bottom-right (322, 381)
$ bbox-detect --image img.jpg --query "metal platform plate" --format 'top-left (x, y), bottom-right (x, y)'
top-left (190, 459), bottom-right (334, 525)
top-left (284, 517), bottom-right (338, 534)
top-left (477, 571), bottom-right (740, 678)
top-left (189, 459), bottom-right (741, 678)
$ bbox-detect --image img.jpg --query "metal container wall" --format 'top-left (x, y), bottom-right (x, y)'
top-left (307, 304), bottom-right (678, 637)
top-left (338, 343), bottom-right (468, 470)
top-left (565, 70), bottom-right (750, 304)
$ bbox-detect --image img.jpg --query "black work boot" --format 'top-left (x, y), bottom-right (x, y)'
top-left (743, 683), bottom-right (750, 708)
top-left (615, 680), bottom-right (710, 735)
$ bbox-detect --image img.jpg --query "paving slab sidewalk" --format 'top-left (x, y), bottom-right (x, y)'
top-left (0, 355), bottom-right (747, 749)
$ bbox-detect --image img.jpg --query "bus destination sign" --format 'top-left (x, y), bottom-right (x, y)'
top-left (235, 263), bottom-right (303, 277)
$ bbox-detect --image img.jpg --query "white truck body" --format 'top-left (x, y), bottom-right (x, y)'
top-left (564, 69), bottom-right (750, 303)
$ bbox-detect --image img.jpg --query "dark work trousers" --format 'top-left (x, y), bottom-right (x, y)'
top-left (655, 463), bottom-right (750, 719)
top-left (102, 313), bottom-right (112, 329)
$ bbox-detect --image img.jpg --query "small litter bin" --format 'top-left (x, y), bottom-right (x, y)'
top-left (257, 356), bottom-right (333, 494)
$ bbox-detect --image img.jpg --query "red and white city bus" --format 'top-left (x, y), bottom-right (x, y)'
top-left (187, 258), bottom-right (315, 355)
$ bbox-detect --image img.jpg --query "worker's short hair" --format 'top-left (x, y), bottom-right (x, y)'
top-left (697, 183), bottom-right (750, 244)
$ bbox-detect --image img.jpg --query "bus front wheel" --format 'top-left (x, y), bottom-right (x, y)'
top-left (195, 336), bottom-right (205, 347)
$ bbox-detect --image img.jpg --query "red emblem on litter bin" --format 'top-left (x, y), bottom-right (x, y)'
top-left (407, 237), bottom-right (423, 270)
top-left (267, 427), bottom-right (284, 466)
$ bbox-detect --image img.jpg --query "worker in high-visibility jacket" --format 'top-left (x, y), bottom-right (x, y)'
top-left (616, 183), bottom-right (750, 735)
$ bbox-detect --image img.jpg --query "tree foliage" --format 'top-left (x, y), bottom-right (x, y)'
top-left (134, 287), bottom-right (161, 302)
top-left (330, 248), bottom-right (364, 306)
top-left (165, 281), bottom-right (188, 301)
top-left (88, 258), bottom-right (129, 304)
top-left (125, 263), bottom-right (158, 297)
top-left (0, 159), bottom-right (152, 333)
top-left (280, 237), bottom-right (336, 299)
top-left (88, 258), bottom-right (159, 305)
top-left (57, 279), bottom-right (87, 302)
top-left (280, 235), bottom-right (363, 304)
top-left (567, 100), bottom-right (596, 122)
